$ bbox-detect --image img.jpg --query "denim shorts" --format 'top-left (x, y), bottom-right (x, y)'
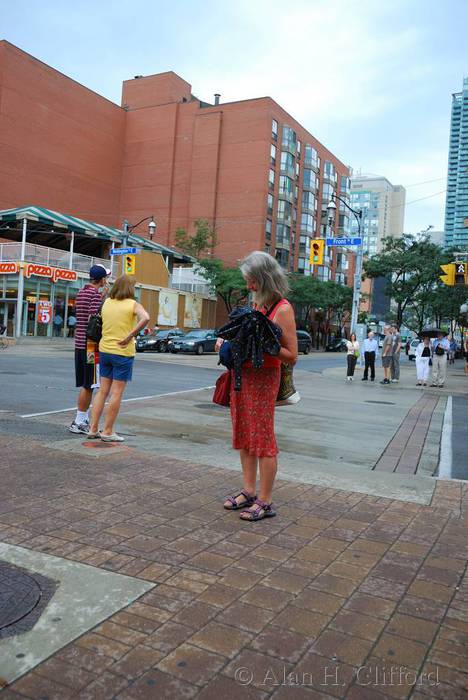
top-left (99, 352), bottom-right (134, 382)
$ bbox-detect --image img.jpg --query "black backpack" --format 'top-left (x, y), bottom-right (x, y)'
top-left (86, 311), bottom-right (102, 343)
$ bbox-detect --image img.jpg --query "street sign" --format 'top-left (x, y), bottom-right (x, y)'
top-left (109, 247), bottom-right (139, 256)
top-left (326, 237), bottom-right (362, 246)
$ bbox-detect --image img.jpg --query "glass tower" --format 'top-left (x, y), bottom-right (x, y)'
top-left (444, 78), bottom-right (468, 248)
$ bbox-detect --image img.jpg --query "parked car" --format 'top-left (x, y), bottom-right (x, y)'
top-left (325, 339), bottom-right (348, 352)
top-left (170, 329), bottom-right (218, 355)
top-left (296, 330), bottom-right (312, 354)
top-left (136, 329), bottom-right (184, 353)
top-left (408, 338), bottom-right (421, 361)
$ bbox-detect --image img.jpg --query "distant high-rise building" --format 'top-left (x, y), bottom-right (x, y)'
top-left (349, 176), bottom-right (406, 255)
top-left (444, 78), bottom-right (468, 249)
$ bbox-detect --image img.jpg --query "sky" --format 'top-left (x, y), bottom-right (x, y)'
top-left (2, 0), bottom-right (468, 234)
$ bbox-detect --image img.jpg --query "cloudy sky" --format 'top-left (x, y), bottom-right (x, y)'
top-left (2, 0), bottom-right (467, 233)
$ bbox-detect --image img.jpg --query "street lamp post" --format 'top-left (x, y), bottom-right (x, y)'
top-left (120, 215), bottom-right (156, 274)
top-left (327, 195), bottom-right (363, 335)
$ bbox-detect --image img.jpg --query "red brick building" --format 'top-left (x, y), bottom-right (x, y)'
top-left (0, 41), bottom-right (354, 283)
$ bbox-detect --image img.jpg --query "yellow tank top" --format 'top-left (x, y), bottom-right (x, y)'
top-left (99, 298), bottom-right (137, 357)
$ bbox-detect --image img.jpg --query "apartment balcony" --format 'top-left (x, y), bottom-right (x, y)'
top-left (0, 242), bottom-right (114, 275)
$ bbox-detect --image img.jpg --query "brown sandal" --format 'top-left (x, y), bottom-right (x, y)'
top-left (224, 490), bottom-right (256, 511)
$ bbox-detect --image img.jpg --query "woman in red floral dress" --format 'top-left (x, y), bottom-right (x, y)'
top-left (220, 251), bottom-right (298, 521)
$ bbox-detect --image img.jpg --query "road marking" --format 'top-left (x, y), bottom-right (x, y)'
top-left (438, 395), bottom-right (452, 479)
top-left (19, 385), bottom-right (216, 418)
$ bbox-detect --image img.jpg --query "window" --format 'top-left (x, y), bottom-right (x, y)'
top-left (297, 139), bottom-right (302, 158)
top-left (277, 200), bottom-right (292, 222)
top-left (295, 162), bottom-right (300, 179)
top-left (322, 183), bottom-right (335, 204)
top-left (301, 213), bottom-right (314, 233)
top-left (268, 168), bottom-right (275, 189)
top-left (275, 248), bottom-right (289, 268)
top-left (340, 175), bottom-right (350, 193)
top-left (302, 191), bottom-right (315, 212)
top-left (323, 161), bottom-right (336, 181)
top-left (282, 125), bottom-right (297, 153)
top-left (265, 219), bottom-right (272, 241)
top-left (303, 169), bottom-right (317, 190)
top-left (279, 175), bottom-right (294, 198)
top-left (265, 243), bottom-right (271, 254)
top-left (270, 144), bottom-right (276, 166)
top-left (276, 224), bottom-right (291, 246)
top-left (267, 193), bottom-right (273, 216)
top-left (280, 151), bottom-right (295, 175)
top-left (272, 119), bottom-right (278, 141)
top-left (304, 144), bottom-right (318, 169)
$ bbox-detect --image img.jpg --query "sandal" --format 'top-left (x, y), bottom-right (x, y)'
top-left (224, 490), bottom-right (256, 511)
top-left (239, 498), bottom-right (276, 521)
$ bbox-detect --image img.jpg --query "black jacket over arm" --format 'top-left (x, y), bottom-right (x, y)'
top-left (217, 306), bottom-right (282, 391)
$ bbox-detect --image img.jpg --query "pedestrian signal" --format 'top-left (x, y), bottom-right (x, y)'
top-left (439, 263), bottom-right (455, 286)
top-left (124, 255), bottom-right (136, 275)
top-left (310, 238), bottom-right (325, 266)
top-left (454, 262), bottom-right (467, 286)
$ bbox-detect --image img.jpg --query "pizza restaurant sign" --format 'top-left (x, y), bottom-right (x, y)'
top-left (0, 262), bottom-right (77, 282)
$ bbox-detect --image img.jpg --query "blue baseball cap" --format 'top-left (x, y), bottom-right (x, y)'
top-left (89, 264), bottom-right (111, 280)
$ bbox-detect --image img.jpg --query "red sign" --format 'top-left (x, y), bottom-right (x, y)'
top-left (0, 262), bottom-right (19, 274)
top-left (38, 300), bottom-right (52, 324)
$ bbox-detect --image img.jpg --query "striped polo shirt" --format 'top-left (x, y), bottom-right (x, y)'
top-left (75, 284), bottom-right (102, 350)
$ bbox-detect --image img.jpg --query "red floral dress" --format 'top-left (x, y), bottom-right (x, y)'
top-left (230, 300), bottom-right (289, 457)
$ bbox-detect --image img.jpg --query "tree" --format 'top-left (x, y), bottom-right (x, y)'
top-left (289, 275), bottom-right (352, 346)
top-left (288, 274), bottom-right (323, 328)
top-left (363, 235), bottom-right (445, 328)
top-left (175, 219), bottom-right (217, 260)
top-left (198, 258), bottom-right (248, 313)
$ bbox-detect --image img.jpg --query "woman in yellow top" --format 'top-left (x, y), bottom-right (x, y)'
top-left (89, 275), bottom-right (149, 442)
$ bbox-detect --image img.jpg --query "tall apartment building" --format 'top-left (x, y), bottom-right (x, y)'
top-left (349, 176), bottom-right (406, 254)
top-left (444, 77), bottom-right (468, 249)
top-left (0, 41), bottom-right (353, 284)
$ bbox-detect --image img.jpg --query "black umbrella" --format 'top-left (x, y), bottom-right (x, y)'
top-left (421, 328), bottom-right (447, 338)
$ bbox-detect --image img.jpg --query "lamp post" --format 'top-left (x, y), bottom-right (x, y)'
top-left (121, 215), bottom-right (156, 273)
top-left (327, 195), bottom-right (363, 335)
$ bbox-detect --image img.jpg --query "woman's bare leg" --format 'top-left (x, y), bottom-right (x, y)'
top-left (102, 379), bottom-right (127, 436)
top-left (89, 377), bottom-right (112, 433)
top-left (224, 449), bottom-right (257, 507)
top-left (258, 456), bottom-right (277, 503)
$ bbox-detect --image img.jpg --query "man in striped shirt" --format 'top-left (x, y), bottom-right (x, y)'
top-left (69, 264), bottom-right (110, 434)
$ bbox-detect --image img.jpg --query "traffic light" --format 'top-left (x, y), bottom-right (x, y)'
top-left (454, 262), bottom-right (467, 286)
top-left (310, 238), bottom-right (325, 266)
top-left (124, 254), bottom-right (136, 275)
top-left (439, 263), bottom-right (455, 286)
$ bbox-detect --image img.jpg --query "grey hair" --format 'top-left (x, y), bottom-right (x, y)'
top-left (240, 251), bottom-right (289, 309)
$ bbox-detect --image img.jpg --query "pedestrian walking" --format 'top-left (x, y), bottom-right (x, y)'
top-left (431, 332), bottom-right (450, 388)
top-left (415, 337), bottom-right (431, 386)
top-left (89, 275), bottom-right (149, 442)
top-left (220, 251), bottom-right (297, 522)
top-left (67, 314), bottom-right (76, 337)
top-left (361, 330), bottom-right (378, 381)
top-left (69, 264), bottom-right (110, 434)
top-left (53, 312), bottom-right (63, 336)
top-left (448, 336), bottom-right (456, 365)
top-left (464, 336), bottom-right (468, 375)
top-left (345, 333), bottom-right (360, 381)
top-left (390, 325), bottom-right (402, 382)
top-left (380, 325), bottom-right (393, 385)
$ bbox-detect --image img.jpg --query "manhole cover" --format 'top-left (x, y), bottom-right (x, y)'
top-left (364, 400), bottom-right (396, 405)
top-left (0, 562), bottom-right (41, 632)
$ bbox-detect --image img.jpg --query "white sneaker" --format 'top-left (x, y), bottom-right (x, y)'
top-left (391, 379), bottom-right (399, 383)
top-left (69, 420), bottom-right (90, 434)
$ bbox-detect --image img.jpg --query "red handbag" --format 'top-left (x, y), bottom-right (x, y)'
top-left (213, 371), bottom-right (231, 406)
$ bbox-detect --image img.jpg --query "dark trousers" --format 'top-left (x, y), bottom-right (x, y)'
top-left (347, 354), bottom-right (357, 377)
top-left (364, 351), bottom-right (376, 380)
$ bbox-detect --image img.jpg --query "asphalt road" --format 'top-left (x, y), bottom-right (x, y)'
top-left (452, 395), bottom-right (468, 480)
top-left (0, 351), bottom-right (345, 415)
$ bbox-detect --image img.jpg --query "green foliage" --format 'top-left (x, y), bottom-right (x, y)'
top-left (289, 274), bottom-right (353, 341)
top-left (175, 219), bottom-right (217, 260)
top-left (198, 258), bottom-right (248, 313)
top-left (363, 234), bottom-right (464, 333)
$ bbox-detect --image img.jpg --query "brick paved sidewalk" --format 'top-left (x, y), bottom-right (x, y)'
top-left (0, 435), bottom-right (467, 699)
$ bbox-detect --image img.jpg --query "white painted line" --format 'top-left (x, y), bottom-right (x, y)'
top-left (19, 385), bottom-right (215, 418)
top-left (438, 395), bottom-right (452, 479)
